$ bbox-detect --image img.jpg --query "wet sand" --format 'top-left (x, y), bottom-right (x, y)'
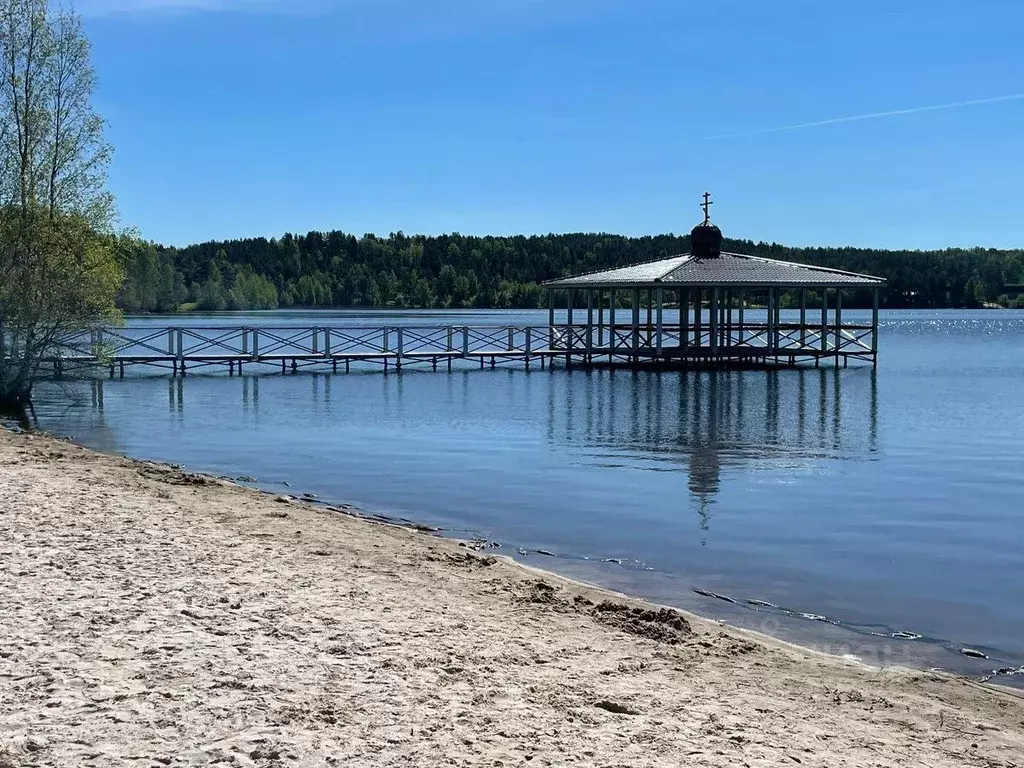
top-left (1, 428), bottom-right (1022, 767)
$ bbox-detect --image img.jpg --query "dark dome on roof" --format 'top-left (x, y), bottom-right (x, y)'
top-left (691, 222), bottom-right (722, 260)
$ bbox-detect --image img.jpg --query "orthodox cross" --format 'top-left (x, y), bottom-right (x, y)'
top-left (701, 192), bottom-right (713, 225)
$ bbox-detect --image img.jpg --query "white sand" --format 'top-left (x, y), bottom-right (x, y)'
top-left (1, 429), bottom-right (1021, 767)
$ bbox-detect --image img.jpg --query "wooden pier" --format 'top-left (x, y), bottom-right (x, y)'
top-left (42, 310), bottom-right (878, 379)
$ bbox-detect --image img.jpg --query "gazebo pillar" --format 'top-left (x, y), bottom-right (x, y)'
top-left (597, 289), bottom-right (604, 347)
top-left (775, 289), bottom-right (783, 352)
top-left (548, 289), bottom-right (555, 350)
top-left (681, 288), bottom-right (690, 349)
top-left (655, 287), bottom-right (664, 356)
top-left (738, 290), bottom-right (745, 345)
top-left (767, 287), bottom-right (776, 353)
top-left (567, 289), bottom-right (574, 352)
top-left (710, 288), bottom-right (719, 356)
top-left (799, 288), bottom-right (807, 346)
top-left (631, 288), bottom-right (641, 360)
top-left (820, 288), bottom-right (829, 360)
top-left (586, 289), bottom-right (594, 359)
top-left (609, 290), bottom-right (616, 353)
top-left (872, 287), bottom-right (880, 366)
top-left (692, 289), bottom-right (699, 348)
top-left (723, 289), bottom-right (730, 349)
top-left (727, 289), bottom-right (732, 349)
top-left (835, 288), bottom-right (843, 366)
top-left (645, 289), bottom-right (653, 346)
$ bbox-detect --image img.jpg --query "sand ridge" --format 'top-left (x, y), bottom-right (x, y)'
top-left (0, 429), bottom-right (1022, 767)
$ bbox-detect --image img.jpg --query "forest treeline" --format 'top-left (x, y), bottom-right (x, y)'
top-left (116, 231), bottom-right (1024, 313)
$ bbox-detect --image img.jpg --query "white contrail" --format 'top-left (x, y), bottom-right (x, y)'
top-left (707, 93), bottom-right (1024, 140)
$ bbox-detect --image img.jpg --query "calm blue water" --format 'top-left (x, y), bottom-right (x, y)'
top-left (26, 309), bottom-right (1024, 680)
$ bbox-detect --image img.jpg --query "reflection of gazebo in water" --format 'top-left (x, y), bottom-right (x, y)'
top-left (542, 195), bottom-right (886, 369)
top-left (548, 365), bottom-right (879, 526)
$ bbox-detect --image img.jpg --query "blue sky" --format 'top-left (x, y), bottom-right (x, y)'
top-left (81, 0), bottom-right (1023, 249)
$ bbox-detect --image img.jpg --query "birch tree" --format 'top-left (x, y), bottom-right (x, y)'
top-left (0, 0), bottom-right (121, 411)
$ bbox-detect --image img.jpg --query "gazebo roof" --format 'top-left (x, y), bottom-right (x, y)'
top-left (543, 252), bottom-right (886, 290)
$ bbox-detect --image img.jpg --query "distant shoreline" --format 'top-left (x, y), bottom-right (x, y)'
top-left (124, 304), bottom-right (1023, 317)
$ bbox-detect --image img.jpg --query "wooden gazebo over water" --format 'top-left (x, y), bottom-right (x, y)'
top-left (542, 196), bottom-right (886, 368)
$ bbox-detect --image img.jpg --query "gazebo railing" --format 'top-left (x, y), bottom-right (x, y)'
top-left (545, 321), bottom-right (875, 357)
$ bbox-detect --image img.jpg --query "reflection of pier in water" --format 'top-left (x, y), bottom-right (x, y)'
top-left (87, 366), bottom-right (879, 529)
top-left (547, 368), bottom-right (879, 522)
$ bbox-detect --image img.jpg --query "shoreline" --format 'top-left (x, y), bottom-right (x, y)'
top-left (1, 428), bottom-right (1022, 766)
top-left (19, 414), bottom-right (1023, 685)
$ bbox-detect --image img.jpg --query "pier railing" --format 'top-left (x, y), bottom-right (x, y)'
top-left (40, 320), bottom-right (876, 377)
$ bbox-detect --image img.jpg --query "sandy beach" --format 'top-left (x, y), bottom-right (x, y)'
top-left (0, 428), bottom-right (1021, 767)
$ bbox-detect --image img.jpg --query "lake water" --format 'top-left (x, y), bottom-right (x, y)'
top-left (25, 309), bottom-right (1024, 682)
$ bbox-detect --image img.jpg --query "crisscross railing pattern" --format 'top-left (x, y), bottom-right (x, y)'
top-left (32, 319), bottom-right (876, 377)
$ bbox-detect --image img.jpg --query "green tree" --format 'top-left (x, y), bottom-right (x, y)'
top-left (964, 276), bottom-right (985, 308)
top-left (0, 0), bottom-right (120, 411)
top-left (130, 227), bottom-right (1024, 314)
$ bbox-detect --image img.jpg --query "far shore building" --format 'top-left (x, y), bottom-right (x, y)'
top-left (541, 198), bottom-right (886, 368)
